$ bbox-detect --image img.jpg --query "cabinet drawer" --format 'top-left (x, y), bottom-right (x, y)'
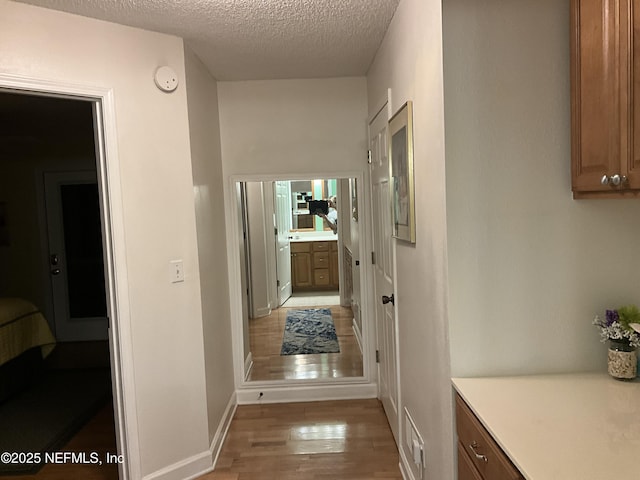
top-left (312, 241), bottom-right (330, 252)
top-left (314, 252), bottom-right (329, 268)
top-left (291, 242), bottom-right (310, 253)
top-left (455, 394), bottom-right (522, 480)
top-left (457, 442), bottom-right (483, 480)
top-left (314, 269), bottom-right (330, 286)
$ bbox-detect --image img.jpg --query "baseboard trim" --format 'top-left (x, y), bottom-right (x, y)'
top-left (236, 382), bottom-right (377, 404)
top-left (399, 447), bottom-right (417, 480)
top-left (244, 353), bottom-right (253, 381)
top-left (253, 307), bottom-right (271, 318)
top-left (210, 392), bottom-right (238, 469)
top-left (144, 392), bottom-right (238, 480)
top-left (352, 319), bottom-right (363, 355)
top-left (142, 448), bottom-right (212, 480)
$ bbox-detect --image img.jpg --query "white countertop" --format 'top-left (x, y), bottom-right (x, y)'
top-left (289, 233), bottom-right (337, 242)
top-left (452, 373), bottom-right (640, 480)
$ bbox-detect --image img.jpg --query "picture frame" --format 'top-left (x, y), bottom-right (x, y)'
top-left (388, 101), bottom-right (415, 243)
top-left (350, 178), bottom-right (358, 222)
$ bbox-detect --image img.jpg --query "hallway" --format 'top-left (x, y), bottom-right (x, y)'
top-left (201, 399), bottom-right (401, 480)
top-left (248, 305), bottom-right (363, 381)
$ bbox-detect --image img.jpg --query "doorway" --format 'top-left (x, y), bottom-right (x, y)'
top-left (43, 171), bottom-right (108, 341)
top-left (0, 90), bottom-right (122, 478)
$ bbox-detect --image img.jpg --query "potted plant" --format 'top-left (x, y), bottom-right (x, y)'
top-left (593, 305), bottom-right (640, 380)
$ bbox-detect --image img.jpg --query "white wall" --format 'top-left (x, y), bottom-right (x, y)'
top-left (218, 77), bottom-right (367, 177)
top-left (183, 45), bottom-right (235, 448)
top-left (444, 0), bottom-right (640, 377)
top-left (246, 181), bottom-right (271, 317)
top-left (367, 0), bottom-right (455, 478)
top-left (0, 2), bottom-right (211, 477)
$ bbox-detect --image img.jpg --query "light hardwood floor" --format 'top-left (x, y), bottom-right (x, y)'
top-left (248, 305), bottom-right (363, 381)
top-left (201, 399), bottom-right (402, 480)
top-left (14, 399), bottom-right (400, 480)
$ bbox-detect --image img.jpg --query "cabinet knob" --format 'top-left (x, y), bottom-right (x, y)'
top-left (469, 441), bottom-right (488, 463)
top-left (601, 174), bottom-right (628, 187)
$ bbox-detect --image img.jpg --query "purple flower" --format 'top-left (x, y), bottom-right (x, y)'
top-left (605, 309), bottom-right (619, 326)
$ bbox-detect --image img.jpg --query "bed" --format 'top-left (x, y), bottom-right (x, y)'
top-left (0, 298), bottom-right (56, 402)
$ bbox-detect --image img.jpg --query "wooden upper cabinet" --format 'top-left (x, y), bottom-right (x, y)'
top-left (628, 0), bottom-right (640, 186)
top-left (571, 0), bottom-right (640, 197)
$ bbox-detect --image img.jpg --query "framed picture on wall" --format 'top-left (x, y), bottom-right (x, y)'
top-left (351, 178), bottom-right (358, 222)
top-left (388, 101), bottom-right (415, 243)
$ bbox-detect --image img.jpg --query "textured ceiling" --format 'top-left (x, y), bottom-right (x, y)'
top-left (14, 0), bottom-right (400, 80)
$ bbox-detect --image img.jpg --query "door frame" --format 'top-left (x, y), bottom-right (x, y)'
top-left (0, 74), bottom-right (137, 480)
top-left (42, 170), bottom-right (109, 341)
top-left (224, 172), bottom-right (377, 402)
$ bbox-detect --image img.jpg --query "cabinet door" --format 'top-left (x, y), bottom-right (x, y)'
top-left (627, 0), bottom-right (640, 188)
top-left (571, 0), bottom-right (624, 194)
top-left (292, 252), bottom-right (312, 289)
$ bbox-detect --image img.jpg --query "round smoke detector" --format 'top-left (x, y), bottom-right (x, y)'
top-left (154, 66), bottom-right (179, 93)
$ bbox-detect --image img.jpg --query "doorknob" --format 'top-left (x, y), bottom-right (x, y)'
top-left (382, 294), bottom-right (394, 305)
top-left (50, 254), bottom-right (59, 266)
top-left (51, 268), bottom-right (61, 276)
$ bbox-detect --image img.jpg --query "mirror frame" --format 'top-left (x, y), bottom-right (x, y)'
top-left (223, 171), bottom-right (377, 400)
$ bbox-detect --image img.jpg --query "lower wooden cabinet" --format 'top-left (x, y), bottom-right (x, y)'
top-left (458, 442), bottom-right (483, 480)
top-left (291, 243), bottom-right (313, 288)
top-left (291, 240), bottom-right (338, 291)
top-left (455, 394), bottom-right (523, 480)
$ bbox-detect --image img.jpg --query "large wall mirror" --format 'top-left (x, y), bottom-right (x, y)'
top-left (234, 176), bottom-right (365, 383)
top-left (290, 179), bottom-right (337, 231)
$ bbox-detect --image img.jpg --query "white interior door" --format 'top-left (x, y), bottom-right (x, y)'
top-left (44, 170), bottom-right (108, 341)
top-left (369, 106), bottom-right (399, 443)
top-left (274, 181), bottom-right (292, 306)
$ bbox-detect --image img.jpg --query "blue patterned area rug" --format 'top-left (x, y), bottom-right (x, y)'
top-left (281, 308), bottom-right (340, 355)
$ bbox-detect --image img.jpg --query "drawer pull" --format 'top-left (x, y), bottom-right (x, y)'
top-left (469, 441), bottom-right (488, 463)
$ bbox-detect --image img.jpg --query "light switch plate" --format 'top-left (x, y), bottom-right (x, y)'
top-left (170, 260), bottom-right (184, 283)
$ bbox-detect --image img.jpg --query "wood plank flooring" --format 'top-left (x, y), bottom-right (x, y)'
top-left (6, 402), bottom-right (119, 480)
top-left (9, 399), bottom-right (400, 480)
top-left (248, 305), bottom-right (363, 381)
top-left (201, 399), bottom-right (402, 480)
